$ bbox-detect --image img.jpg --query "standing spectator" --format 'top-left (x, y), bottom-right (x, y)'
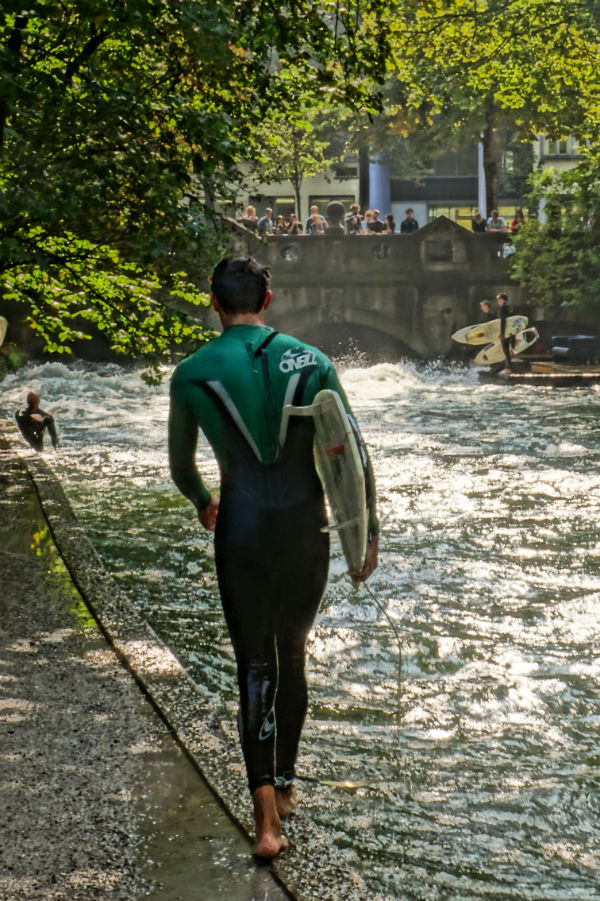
top-left (257, 208), bottom-right (274, 237)
top-left (362, 210), bottom-right (374, 233)
top-left (368, 209), bottom-right (386, 233)
top-left (400, 208), bottom-right (419, 233)
top-left (310, 212), bottom-right (325, 235)
top-left (471, 212), bottom-right (487, 233)
top-left (345, 203), bottom-right (362, 227)
top-left (384, 213), bottom-right (396, 234)
top-left (238, 205), bottom-right (258, 232)
top-left (486, 210), bottom-right (507, 233)
top-left (273, 214), bottom-right (288, 235)
top-left (510, 208), bottom-right (526, 234)
top-left (346, 210), bottom-right (363, 235)
top-left (305, 205), bottom-right (327, 234)
top-left (287, 213), bottom-right (302, 235)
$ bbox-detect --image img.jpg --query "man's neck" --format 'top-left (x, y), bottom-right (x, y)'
top-left (220, 311), bottom-right (266, 329)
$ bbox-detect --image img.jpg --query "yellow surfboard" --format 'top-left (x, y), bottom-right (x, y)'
top-left (452, 315), bottom-right (528, 346)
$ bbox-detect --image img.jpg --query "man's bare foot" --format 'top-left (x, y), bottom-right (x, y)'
top-left (252, 785), bottom-right (288, 859)
top-left (275, 785), bottom-right (299, 819)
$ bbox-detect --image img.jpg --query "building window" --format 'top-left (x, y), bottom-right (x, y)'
top-left (545, 137), bottom-right (570, 156)
top-left (428, 205), bottom-right (479, 230)
top-left (273, 197), bottom-right (296, 217)
top-left (308, 195), bottom-right (355, 214)
top-left (334, 164), bottom-right (359, 178)
top-left (432, 145), bottom-right (478, 176)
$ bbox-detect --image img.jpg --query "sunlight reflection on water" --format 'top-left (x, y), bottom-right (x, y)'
top-left (4, 358), bottom-right (600, 899)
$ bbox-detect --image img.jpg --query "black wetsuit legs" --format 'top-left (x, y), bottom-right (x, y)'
top-left (215, 493), bottom-right (329, 794)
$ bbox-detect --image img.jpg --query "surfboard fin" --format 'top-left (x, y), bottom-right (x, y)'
top-left (321, 516), bottom-right (360, 533)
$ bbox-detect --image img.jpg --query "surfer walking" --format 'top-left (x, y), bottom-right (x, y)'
top-left (15, 391), bottom-right (59, 452)
top-left (168, 257), bottom-right (378, 859)
top-left (497, 292), bottom-right (514, 374)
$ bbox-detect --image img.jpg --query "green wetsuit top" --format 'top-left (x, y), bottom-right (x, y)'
top-left (169, 324), bottom-right (378, 539)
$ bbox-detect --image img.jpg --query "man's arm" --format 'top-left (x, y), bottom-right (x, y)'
top-left (46, 414), bottom-right (59, 449)
top-left (168, 378), bottom-right (212, 515)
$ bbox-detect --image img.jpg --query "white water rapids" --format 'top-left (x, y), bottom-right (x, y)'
top-left (3, 358), bottom-right (600, 899)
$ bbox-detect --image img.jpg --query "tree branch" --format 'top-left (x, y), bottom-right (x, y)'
top-left (64, 25), bottom-right (110, 82)
top-left (0, 14), bottom-right (27, 153)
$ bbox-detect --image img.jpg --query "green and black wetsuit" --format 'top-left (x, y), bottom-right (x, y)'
top-left (169, 324), bottom-right (377, 793)
top-left (15, 406), bottom-right (59, 452)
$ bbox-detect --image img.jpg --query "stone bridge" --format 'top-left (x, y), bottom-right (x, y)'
top-left (235, 216), bottom-right (521, 360)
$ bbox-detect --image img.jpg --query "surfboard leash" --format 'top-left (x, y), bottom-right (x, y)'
top-left (357, 579), bottom-right (404, 721)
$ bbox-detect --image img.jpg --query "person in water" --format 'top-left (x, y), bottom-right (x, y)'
top-left (15, 391), bottom-right (59, 452)
top-left (168, 257), bottom-right (379, 859)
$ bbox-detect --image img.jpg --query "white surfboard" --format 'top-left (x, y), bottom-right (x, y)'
top-left (0, 316), bottom-right (7, 346)
top-left (283, 389), bottom-right (368, 574)
top-left (452, 315), bottom-right (529, 346)
top-left (473, 327), bottom-right (540, 366)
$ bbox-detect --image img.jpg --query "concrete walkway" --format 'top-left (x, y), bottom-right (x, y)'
top-left (0, 439), bottom-right (289, 901)
top-left (0, 422), bottom-right (368, 901)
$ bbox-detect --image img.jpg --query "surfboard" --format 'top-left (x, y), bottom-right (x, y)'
top-left (283, 389), bottom-right (368, 574)
top-left (0, 316), bottom-right (7, 347)
top-left (452, 315), bottom-right (529, 346)
top-left (472, 327), bottom-right (540, 366)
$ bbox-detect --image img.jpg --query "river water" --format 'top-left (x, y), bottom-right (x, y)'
top-left (3, 359), bottom-right (600, 900)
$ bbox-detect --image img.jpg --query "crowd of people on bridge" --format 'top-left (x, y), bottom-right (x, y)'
top-left (239, 201), bottom-right (529, 239)
top-left (237, 203), bottom-right (421, 236)
top-left (471, 208), bottom-right (526, 235)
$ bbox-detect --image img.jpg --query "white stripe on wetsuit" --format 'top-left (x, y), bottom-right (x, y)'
top-left (277, 373), bottom-right (302, 447)
top-left (206, 380), bottom-right (263, 463)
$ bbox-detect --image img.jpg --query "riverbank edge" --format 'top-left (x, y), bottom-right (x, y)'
top-left (1, 418), bottom-right (367, 901)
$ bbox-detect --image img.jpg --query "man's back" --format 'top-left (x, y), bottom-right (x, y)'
top-left (170, 323), bottom-right (378, 533)
top-left (15, 406), bottom-right (58, 452)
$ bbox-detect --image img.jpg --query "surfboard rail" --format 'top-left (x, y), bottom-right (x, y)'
top-left (284, 389), bottom-right (368, 573)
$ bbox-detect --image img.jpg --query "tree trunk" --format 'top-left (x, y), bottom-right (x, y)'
top-left (482, 118), bottom-right (499, 217)
top-left (0, 16), bottom-right (27, 153)
top-left (291, 163), bottom-right (303, 223)
top-left (294, 184), bottom-right (302, 224)
top-left (358, 146), bottom-right (370, 211)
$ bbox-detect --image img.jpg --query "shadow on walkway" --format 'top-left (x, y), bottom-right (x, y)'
top-left (0, 445), bottom-right (288, 901)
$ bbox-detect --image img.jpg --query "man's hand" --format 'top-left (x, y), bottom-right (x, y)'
top-left (197, 495), bottom-right (219, 531)
top-left (348, 534), bottom-right (379, 583)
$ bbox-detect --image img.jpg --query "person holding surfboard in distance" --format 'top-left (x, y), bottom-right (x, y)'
top-left (479, 299), bottom-right (495, 322)
top-left (496, 292), bottom-right (514, 374)
top-left (169, 256), bottom-right (378, 860)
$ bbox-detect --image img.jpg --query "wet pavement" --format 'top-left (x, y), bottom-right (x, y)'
top-left (0, 437), bottom-right (289, 900)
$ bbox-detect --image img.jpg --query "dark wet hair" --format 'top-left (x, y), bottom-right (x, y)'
top-left (210, 257), bottom-right (270, 314)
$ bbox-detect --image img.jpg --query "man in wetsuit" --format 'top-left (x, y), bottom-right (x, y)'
top-left (168, 257), bottom-right (378, 859)
top-left (479, 299), bottom-right (495, 322)
top-left (496, 292), bottom-right (514, 374)
top-left (15, 391), bottom-right (59, 452)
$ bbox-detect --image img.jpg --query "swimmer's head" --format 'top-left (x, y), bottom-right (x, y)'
top-left (26, 391), bottom-right (40, 408)
top-left (210, 257), bottom-right (271, 314)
